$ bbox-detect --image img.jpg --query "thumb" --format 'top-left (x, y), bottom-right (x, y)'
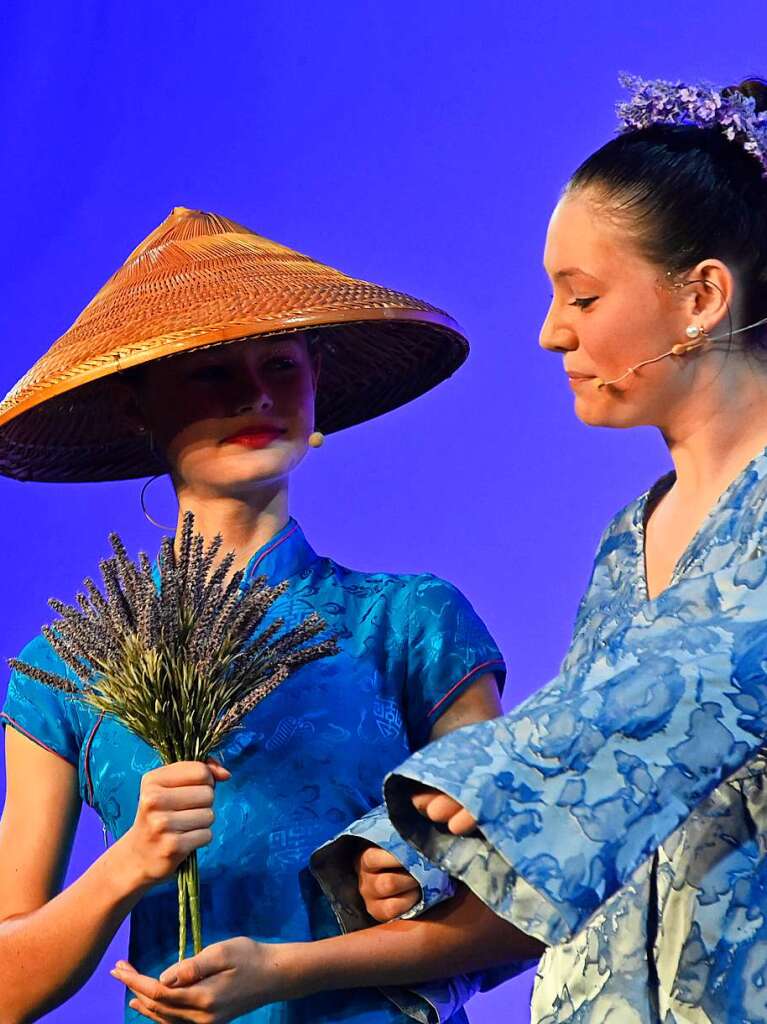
top-left (206, 757), bottom-right (231, 781)
top-left (160, 948), bottom-right (223, 987)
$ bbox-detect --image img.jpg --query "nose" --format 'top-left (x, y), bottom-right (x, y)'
top-left (234, 357), bottom-right (274, 415)
top-left (539, 302), bottom-right (578, 354)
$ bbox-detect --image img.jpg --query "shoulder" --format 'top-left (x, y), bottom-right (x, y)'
top-left (8, 632), bottom-right (80, 693)
top-left (595, 478), bottom-right (662, 557)
top-left (314, 561), bottom-right (482, 632)
top-left (317, 558), bottom-right (462, 604)
top-left (13, 633), bottom-right (63, 674)
top-left (599, 496), bottom-right (643, 547)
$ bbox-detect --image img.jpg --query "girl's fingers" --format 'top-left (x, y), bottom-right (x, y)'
top-left (371, 895), bottom-right (421, 921)
top-left (129, 997), bottom-right (176, 1022)
top-left (448, 808), bottom-right (479, 835)
top-left (166, 807), bottom-right (215, 833)
top-left (370, 870), bottom-right (420, 898)
top-left (158, 786), bottom-right (215, 811)
top-left (159, 942), bottom-right (228, 986)
top-left (411, 787), bottom-right (442, 813)
top-left (356, 845), bottom-right (405, 873)
top-left (206, 758), bottom-right (231, 781)
top-left (112, 965), bottom-right (201, 1010)
top-left (411, 790), bottom-right (477, 830)
top-left (421, 793), bottom-right (465, 823)
top-left (176, 827), bottom-right (214, 853)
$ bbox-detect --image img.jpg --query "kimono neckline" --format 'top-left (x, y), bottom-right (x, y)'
top-left (633, 442), bottom-right (767, 602)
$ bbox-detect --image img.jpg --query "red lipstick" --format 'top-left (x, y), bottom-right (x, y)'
top-left (222, 428), bottom-right (285, 449)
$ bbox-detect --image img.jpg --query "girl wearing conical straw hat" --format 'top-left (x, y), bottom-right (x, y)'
top-left (0, 209), bottom-right (540, 1023)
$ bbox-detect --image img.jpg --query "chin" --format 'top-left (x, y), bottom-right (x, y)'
top-left (182, 446), bottom-right (305, 491)
top-left (572, 397), bottom-right (645, 430)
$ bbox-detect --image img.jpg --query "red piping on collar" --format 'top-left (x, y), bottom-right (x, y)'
top-left (248, 521), bottom-right (300, 576)
top-left (426, 659), bottom-right (506, 719)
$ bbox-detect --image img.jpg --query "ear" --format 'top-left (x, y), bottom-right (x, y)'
top-left (682, 260), bottom-right (736, 335)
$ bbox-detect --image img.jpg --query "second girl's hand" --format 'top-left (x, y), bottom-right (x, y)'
top-left (114, 886), bottom-right (543, 1021)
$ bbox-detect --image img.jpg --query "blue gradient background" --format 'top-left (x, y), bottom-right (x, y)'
top-left (1, 3), bottom-right (764, 1019)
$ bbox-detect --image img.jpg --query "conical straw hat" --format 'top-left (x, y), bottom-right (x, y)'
top-left (0, 207), bottom-right (468, 482)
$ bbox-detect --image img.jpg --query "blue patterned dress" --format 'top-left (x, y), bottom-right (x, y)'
top-left (1, 519), bottom-right (505, 1024)
top-left (380, 447), bottom-right (767, 1022)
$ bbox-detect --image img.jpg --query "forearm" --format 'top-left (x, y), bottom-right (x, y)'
top-left (279, 885), bottom-right (543, 998)
top-left (0, 836), bottom-right (150, 1023)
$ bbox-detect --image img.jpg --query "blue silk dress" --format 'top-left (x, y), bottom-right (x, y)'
top-left (378, 446), bottom-right (767, 1022)
top-left (1, 519), bottom-right (505, 1023)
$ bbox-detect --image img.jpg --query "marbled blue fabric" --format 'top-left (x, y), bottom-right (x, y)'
top-left (385, 447), bottom-right (767, 1023)
top-left (1, 519), bottom-right (504, 1024)
top-left (311, 801), bottom-right (539, 1022)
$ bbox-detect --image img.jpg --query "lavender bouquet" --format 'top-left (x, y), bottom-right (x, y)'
top-left (10, 513), bottom-right (338, 959)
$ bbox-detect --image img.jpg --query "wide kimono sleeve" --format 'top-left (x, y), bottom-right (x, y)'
top-left (383, 555), bottom-right (767, 948)
top-left (1, 635), bottom-right (83, 766)
top-left (311, 576), bottom-right (525, 1022)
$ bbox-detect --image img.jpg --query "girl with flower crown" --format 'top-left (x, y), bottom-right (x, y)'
top-left (101, 75), bottom-right (767, 1024)
top-left (369, 74), bottom-right (767, 1022)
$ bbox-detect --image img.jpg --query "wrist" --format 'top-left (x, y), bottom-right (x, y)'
top-left (103, 833), bottom-right (154, 900)
top-left (267, 940), bottom-right (338, 1001)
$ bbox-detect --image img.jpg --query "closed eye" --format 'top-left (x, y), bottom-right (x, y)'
top-left (569, 297), bottom-right (598, 310)
top-left (263, 357), bottom-right (299, 372)
top-left (187, 364), bottom-right (230, 382)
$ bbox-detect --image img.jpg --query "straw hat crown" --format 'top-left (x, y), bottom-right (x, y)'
top-left (0, 207), bottom-right (467, 482)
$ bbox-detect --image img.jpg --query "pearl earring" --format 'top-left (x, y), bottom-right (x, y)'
top-left (308, 431), bottom-right (325, 449)
top-left (685, 324), bottom-right (704, 340)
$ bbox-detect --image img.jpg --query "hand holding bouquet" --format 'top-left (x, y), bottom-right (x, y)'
top-left (10, 514), bottom-right (338, 958)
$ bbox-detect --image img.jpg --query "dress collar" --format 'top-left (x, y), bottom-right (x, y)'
top-left (152, 518), bottom-right (318, 590)
top-left (628, 442), bottom-right (767, 594)
top-left (239, 518), bottom-right (318, 588)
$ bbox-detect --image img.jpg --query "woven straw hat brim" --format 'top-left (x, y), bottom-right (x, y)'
top-left (0, 209), bottom-right (468, 483)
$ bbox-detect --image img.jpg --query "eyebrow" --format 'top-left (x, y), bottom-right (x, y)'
top-left (552, 267), bottom-right (600, 281)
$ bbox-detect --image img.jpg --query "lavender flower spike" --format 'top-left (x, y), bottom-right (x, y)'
top-left (617, 73), bottom-right (767, 178)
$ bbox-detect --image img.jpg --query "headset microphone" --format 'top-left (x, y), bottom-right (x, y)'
top-left (593, 314), bottom-right (767, 390)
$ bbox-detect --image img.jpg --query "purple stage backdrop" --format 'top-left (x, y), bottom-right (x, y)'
top-left (1, 3), bottom-right (765, 1019)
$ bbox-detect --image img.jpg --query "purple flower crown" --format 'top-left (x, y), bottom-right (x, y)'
top-left (616, 73), bottom-right (767, 177)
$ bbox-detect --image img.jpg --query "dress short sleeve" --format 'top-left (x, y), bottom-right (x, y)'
top-left (405, 575), bottom-right (505, 747)
top-left (1, 635), bottom-right (83, 766)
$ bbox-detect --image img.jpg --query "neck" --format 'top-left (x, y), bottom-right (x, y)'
top-left (660, 357), bottom-right (767, 499)
top-left (173, 481), bottom-right (290, 575)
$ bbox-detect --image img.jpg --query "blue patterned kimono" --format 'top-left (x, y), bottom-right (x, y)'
top-left (1, 519), bottom-right (505, 1024)
top-left (379, 447), bottom-right (767, 1022)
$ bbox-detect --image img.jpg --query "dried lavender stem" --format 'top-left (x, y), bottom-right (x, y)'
top-left (177, 869), bottom-right (187, 962)
top-left (9, 513), bottom-right (339, 959)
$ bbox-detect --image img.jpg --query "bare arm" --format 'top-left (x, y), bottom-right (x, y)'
top-left (116, 885), bottom-right (543, 1020)
top-left (286, 884), bottom-right (543, 990)
top-left (426, 673), bottom-right (502, 739)
top-left (0, 728), bottom-right (228, 1023)
top-left (117, 677), bottom-right (537, 1020)
top-left (0, 729), bottom-right (146, 1022)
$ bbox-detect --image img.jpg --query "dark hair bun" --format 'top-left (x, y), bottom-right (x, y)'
top-left (567, 77), bottom-right (767, 351)
top-left (725, 78), bottom-right (767, 114)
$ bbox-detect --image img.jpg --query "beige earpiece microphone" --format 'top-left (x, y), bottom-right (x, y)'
top-left (593, 316), bottom-right (767, 390)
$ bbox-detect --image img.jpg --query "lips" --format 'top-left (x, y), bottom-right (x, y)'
top-left (222, 427), bottom-right (286, 448)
